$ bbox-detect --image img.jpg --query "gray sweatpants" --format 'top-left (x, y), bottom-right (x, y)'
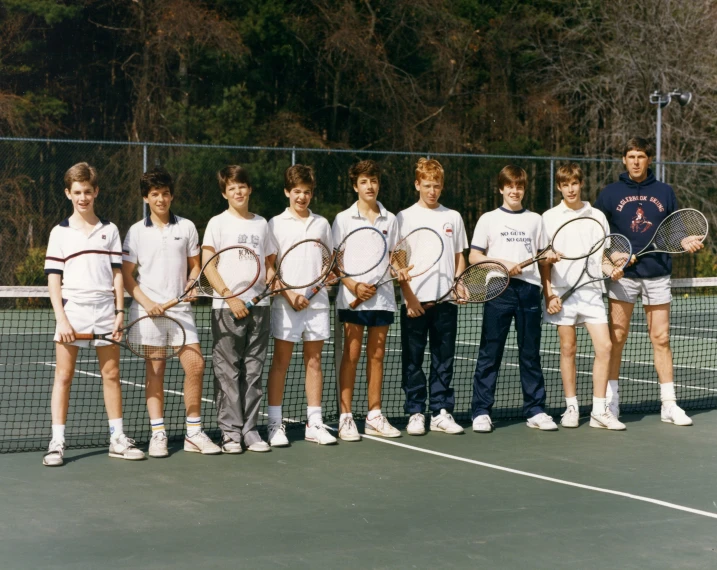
top-left (211, 307), bottom-right (271, 446)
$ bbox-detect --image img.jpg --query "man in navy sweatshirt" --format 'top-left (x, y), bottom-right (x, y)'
top-left (594, 137), bottom-right (703, 426)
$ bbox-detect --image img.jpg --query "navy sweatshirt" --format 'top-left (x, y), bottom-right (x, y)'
top-left (594, 169), bottom-right (677, 279)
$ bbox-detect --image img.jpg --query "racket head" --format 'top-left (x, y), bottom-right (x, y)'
top-left (390, 227), bottom-right (444, 277)
top-left (550, 217), bottom-right (606, 260)
top-left (276, 239), bottom-right (332, 288)
top-left (335, 226), bottom-right (387, 276)
top-left (585, 233), bottom-right (632, 280)
top-left (454, 262), bottom-right (510, 303)
top-left (649, 208), bottom-right (708, 253)
top-left (124, 315), bottom-right (186, 361)
top-left (196, 246), bottom-right (261, 299)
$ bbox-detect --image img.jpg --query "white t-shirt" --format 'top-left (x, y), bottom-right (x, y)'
top-left (44, 217), bottom-right (122, 304)
top-left (396, 203), bottom-right (468, 304)
top-left (122, 213), bottom-right (200, 312)
top-left (332, 201), bottom-right (398, 311)
top-left (202, 210), bottom-right (275, 309)
top-left (268, 209), bottom-right (333, 310)
top-left (542, 201), bottom-right (610, 294)
top-left (471, 207), bottom-right (546, 287)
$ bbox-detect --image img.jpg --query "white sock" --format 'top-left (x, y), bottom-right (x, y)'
top-left (307, 406), bottom-right (322, 426)
top-left (150, 417), bottom-right (166, 436)
top-left (592, 397), bottom-right (607, 415)
top-left (52, 424), bottom-right (65, 443)
top-left (660, 382), bottom-right (676, 404)
top-left (606, 380), bottom-right (619, 402)
top-left (268, 406), bottom-right (282, 425)
top-left (340, 412), bottom-right (353, 422)
top-left (367, 409), bottom-right (382, 421)
top-left (186, 416), bottom-right (201, 436)
top-left (565, 397), bottom-right (578, 410)
top-left (108, 418), bottom-right (124, 439)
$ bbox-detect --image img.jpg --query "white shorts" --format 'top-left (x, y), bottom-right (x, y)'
top-left (129, 303), bottom-right (200, 345)
top-left (271, 306), bottom-right (330, 342)
top-left (544, 289), bottom-right (607, 327)
top-left (607, 275), bottom-right (671, 306)
top-left (55, 298), bottom-right (115, 348)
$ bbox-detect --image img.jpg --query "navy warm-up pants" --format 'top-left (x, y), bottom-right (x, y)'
top-left (400, 303), bottom-right (458, 415)
top-left (471, 278), bottom-right (546, 419)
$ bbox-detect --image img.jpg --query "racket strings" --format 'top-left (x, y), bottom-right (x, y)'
top-left (277, 240), bottom-right (332, 288)
top-left (196, 247), bottom-right (259, 298)
top-left (456, 263), bottom-right (509, 302)
top-left (393, 229), bottom-right (443, 275)
top-left (654, 210), bottom-right (708, 252)
top-left (126, 316), bottom-right (186, 360)
top-left (551, 217), bottom-right (605, 259)
top-left (336, 228), bottom-right (386, 276)
top-left (586, 234), bottom-right (631, 279)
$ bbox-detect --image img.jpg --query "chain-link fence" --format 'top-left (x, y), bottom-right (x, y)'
top-left (1, 137), bottom-right (715, 285)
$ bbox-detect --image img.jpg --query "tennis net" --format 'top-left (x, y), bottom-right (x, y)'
top-left (1, 279), bottom-right (716, 452)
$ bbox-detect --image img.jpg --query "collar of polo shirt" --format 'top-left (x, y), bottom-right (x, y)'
top-left (351, 200), bottom-right (387, 220)
top-left (59, 217), bottom-right (111, 227)
top-left (144, 211), bottom-right (178, 227)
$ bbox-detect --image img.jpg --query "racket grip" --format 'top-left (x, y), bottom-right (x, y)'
top-left (161, 298), bottom-right (181, 311)
top-left (305, 282), bottom-right (325, 302)
top-left (74, 333), bottom-right (95, 340)
top-left (348, 297), bottom-right (362, 309)
top-left (244, 300), bottom-right (256, 310)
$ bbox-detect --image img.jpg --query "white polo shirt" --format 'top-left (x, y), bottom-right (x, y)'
top-left (202, 210), bottom-right (275, 309)
top-left (471, 207), bottom-right (546, 287)
top-left (396, 203), bottom-right (468, 304)
top-left (122, 212), bottom-right (200, 312)
top-left (44, 217), bottom-right (122, 304)
top-left (268, 209), bottom-right (333, 310)
top-left (332, 201), bottom-right (398, 311)
top-left (542, 201), bottom-right (609, 294)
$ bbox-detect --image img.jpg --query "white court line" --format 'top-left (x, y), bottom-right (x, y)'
top-left (361, 435), bottom-right (717, 521)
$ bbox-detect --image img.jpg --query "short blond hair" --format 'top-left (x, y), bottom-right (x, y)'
top-left (64, 162), bottom-right (98, 189)
top-left (555, 163), bottom-right (583, 187)
top-left (415, 158), bottom-right (444, 183)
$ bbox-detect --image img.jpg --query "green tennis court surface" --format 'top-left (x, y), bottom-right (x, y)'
top-left (1, 410), bottom-right (716, 569)
top-left (1, 279), bottom-right (717, 452)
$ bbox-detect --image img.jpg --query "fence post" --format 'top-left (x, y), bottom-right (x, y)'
top-left (291, 147), bottom-right (296, 166)
top-left (549, 159), bottom-right (555, 208)
top-left (142, 144), bottom-right (148, 219)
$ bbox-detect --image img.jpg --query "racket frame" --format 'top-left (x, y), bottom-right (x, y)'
top-left (518, 216), bottom-right (606, 269)
top-left (74, 314), bottom-right (187, 361)
top-left (635, 208), bottom-right (708, 257)
top-left (422, 261), bottom-right (510, 308)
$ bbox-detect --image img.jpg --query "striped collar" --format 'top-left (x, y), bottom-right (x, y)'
top-left (59, 217), bottom-right (110, 227)
top-left (144, 211), bottom-right (178, 227)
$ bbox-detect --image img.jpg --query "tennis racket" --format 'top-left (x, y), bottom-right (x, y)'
top-left (636, 208), bottom-right (708, 257)
top-left (75, 315), bottom-right (186, 361)
top-left (304, 226), bottom-right (387, 303)
top-left (517, 216), bottom-right (606, 269)
top-left (161, 245), bottom-right (260, 310)
top-left (422, 261), bottom-right (510, 308)
top-left (349, 227), bottom-right (444, 309)
top-left (244, 239), bottom-right (332, 309)
top-left (560, 233), bottom-right (632, 302)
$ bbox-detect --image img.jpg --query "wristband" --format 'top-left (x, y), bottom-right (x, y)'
top-left (114, 309), bottom-right (125, 315)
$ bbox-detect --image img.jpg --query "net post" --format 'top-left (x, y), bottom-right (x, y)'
top-left (549, 159), bottom-right (555, 208)
top-left (142, 144), bottom-right (148, 218)
top-left (333, 299), bottom-right (343, 423)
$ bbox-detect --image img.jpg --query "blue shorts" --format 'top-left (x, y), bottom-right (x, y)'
top-left (338, 309), bottom-right (394, 327)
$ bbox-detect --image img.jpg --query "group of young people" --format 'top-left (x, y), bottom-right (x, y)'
top-left (41, 136), bottom-right (702, 466)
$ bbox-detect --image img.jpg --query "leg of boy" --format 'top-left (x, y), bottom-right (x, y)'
top-left (266, 337), bottom-right (295, 447)
top-left (606, 298), bottom-right (635, 414)
top-left (51, 342), bottom-right (79, 426)
top-left (339, 323), bottom-right (365, 414)
top-left (471, 290), bottom-right (516, 421)
top-left (514, 282), bottom-right (554, 430)
top-left (237, 307), bottom-right (271, 449)
top-left (400, 306), bottom-right (430, 414)
top-left (211, 309), bottom-right (246, 446)
top-left (557, 325), bottom-right (578, 398)
top-left (585, 322), bottom-right (625, 430)
top-left (303, 339), bottom-right (325, 414)
top-left (366, 325), bottom-right (389, 412)
top-left (180, 343), bottom-right (221, 454)
top-left (145, 359), bottom-right (169, 457)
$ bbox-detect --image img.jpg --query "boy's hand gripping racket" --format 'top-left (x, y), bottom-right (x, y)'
top-left (422, 261), bottom-right (510, 309)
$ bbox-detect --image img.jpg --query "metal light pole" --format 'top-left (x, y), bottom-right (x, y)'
top-left (649, 89), bottom-right (692, 181)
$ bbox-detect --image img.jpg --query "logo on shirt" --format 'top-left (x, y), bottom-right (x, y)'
top-left (443, 223), bottom-right (454, 237)
top-left (382, 230), bottom-right (388, 235)
top-left (238, 233), bottom-right (261, 248)
top-left (174, 237), bottom-right (182, 240)
top-left (101, 235), bottom-right (106, 240)
top-left (630, 205), bottom-right (653, 233)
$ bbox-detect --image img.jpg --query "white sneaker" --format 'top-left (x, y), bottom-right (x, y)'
top-left (221, 435), bottom-right (243, 454)
top-left (430, 409), bottom-right (465, 434)
top-left (268, 423), bottom-right (290, 447)
top-left (560, 405), bottom-right (580, 428)
top-left (43, 439), bottom-right (65, 467)
top-left (661, 403), bottom-right (693, 426)
top-left (407, 413), bottom-right (426, 436)
top-left (607, 400), bottom-right (620, 419)
top-left (590, 409), bottom-right (626, 430)
top-left (472, 414), bottom-right (493, 433)
top-left (184, 431), bottom-right (222, 455)
top-left (526, 413), bottom-right (558, 431)
top-left (149, 432), bottom-right (169, 458)
top-left (364, 414), bottom-right (401, 438)
top-left (338, 416), bottom-right (361, 442)
top-left (305, 422), bottom-right (337, 445)
top-left (247, 440), bottom-right (271, 453)
top-left (109, 434), bottom-right (146, 460)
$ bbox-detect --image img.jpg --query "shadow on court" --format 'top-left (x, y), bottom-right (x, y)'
top-left (2, 410), bottom-right (717, 569)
